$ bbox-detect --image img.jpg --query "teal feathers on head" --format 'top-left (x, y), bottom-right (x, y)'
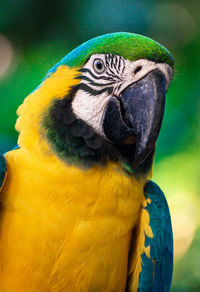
top-left (47, 32), bottom-right (174, 76)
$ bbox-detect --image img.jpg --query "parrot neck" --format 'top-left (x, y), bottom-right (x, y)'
top-left (6, 147), bottom-right (148, 238)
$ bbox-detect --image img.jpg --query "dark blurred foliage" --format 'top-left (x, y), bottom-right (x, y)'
top-left (0, 0), bottom-right (200, 291)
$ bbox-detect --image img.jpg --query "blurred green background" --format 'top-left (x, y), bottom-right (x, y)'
top-left (0, 0), bottom-right (200, 290)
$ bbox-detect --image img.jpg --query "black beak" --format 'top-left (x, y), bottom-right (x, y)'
top-left (103, 69), bottom-right (166, 168)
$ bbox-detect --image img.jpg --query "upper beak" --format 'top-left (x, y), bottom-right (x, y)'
top-left (103, 69), bottom-right (166, 168)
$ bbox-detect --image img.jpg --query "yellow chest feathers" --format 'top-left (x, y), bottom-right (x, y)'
top-left (1, 149), bottom-right (145, 291)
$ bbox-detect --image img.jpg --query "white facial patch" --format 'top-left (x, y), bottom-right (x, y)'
top-left (72, 90), bottom-right (110, 134)
top-left (118, 59), bottom-right (173, 93)
top-left (72, 54), bottom-right (173, 136)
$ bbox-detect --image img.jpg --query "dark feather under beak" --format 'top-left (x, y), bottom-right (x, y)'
top-left (103, 69), bottom-right (166, 168)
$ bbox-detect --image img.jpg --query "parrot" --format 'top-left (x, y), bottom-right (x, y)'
top-left (0, 32), bottom-right (173, 292)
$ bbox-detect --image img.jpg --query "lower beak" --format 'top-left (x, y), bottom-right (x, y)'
top-left (103, 69), bottom-right (166, 168)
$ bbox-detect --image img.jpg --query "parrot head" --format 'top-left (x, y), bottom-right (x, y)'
top-left (17, 32), bottom-right (174, 174)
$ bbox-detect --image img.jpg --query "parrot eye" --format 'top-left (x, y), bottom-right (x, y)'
top-left (93, 59), bottom-right (105, 74)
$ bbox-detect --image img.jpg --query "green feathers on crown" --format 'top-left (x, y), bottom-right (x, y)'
top-left (47, 32), bottom-right (174, 76)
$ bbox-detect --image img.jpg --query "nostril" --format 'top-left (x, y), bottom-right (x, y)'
top-left (134, 66), bottom-right (142, 75)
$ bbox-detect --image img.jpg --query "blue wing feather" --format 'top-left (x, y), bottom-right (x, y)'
top-left (0, 152), bottom-right (7, 190)
top-left (0, 143), bottom-right (18, 190)
top-left (0, 144), bottom-right (19, 190)
top-left (138, 181), bottom-right (173, 292)
top-left (12, 144), bottom-right (20, 151)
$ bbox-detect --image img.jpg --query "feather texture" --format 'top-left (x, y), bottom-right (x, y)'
top-left (0, 152), bottom-right (7, 192)
top-left (0, 148), bottom-right (146, 291)
top-left (126, 181), bottom-right (173, 292)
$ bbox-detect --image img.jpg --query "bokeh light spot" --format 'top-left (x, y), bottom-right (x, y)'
top-left (0, 34), bottom-right (14, 79)
top-left (168, 193), bottom-right (199, 260)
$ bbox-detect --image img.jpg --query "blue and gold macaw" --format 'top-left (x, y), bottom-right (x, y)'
top-left (0, 32), bottom-right (173, 291)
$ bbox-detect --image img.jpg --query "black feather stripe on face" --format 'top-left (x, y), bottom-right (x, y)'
top-left (76, 54), bottom-right (124, 97)
top-left (77, 83), bottom-right (113, 96)
top-left (42, 86), bottom-right (118, 167)
top-left (41, 86), bottom-right (154, 176)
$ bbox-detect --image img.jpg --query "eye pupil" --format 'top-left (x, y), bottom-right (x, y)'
top-left (93, 59), bottom-right (105, 73)
top-left (96, 61), bottom-right (103, 70)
